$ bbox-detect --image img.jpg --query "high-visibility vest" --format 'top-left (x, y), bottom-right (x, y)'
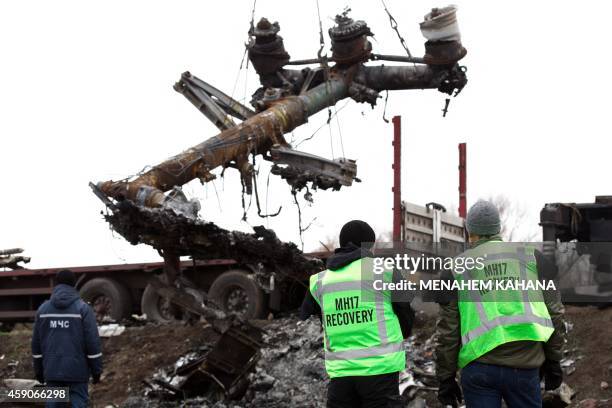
top-left (455, 240), bottom-right (554, 368)
top-left (309, 257), bottom-right (406, 378)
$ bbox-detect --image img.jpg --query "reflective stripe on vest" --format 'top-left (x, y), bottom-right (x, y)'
top-left (456, 243), bottom-right (554, 367)
top-left (325, 341), bottom-right (403, 361)
top-left (309, 258), bottom-right (405, 377)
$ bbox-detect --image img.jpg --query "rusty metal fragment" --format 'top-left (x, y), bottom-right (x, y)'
top-left (97, 75), bottom-right (351, 207)
top-left (174, 72), bottom-right (255, 131)
top-left (247, 18), bottom-right (291, 78)
top-left (270, 145), bottom-right (358, 191)
top-left (179, 324), bottom-right (262, 398)
top-left (329, 10), bottom-right (373, 66)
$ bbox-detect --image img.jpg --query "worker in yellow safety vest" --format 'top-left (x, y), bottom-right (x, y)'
top-left (436, 200), bottom-right (566, 408)
top-left (300, 220), bottom-right (415, 408)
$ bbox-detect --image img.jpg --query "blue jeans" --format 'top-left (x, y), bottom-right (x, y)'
top-left (45, 382), bottom-right (89, 408)
top-left (461, 362), bottom-right (541, 408)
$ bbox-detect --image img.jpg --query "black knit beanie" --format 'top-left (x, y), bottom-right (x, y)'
top-left (339, 220), bottom-right (376, 248)
top-left (55, 269), bottom-right (76, 287)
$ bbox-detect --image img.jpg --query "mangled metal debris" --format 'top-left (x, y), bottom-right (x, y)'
top-left (270, 145), bottom-right (358, 191)
top-left (145, 324), bottom-right (262, 401)
top-left (94, 7), bottom-right (467, 212)
top-left (0, 248), bottom-right (30, 270)
top-left (96, 196), bottom-right (321, 281)
top-left (132, 315), bottom-right (451, 406)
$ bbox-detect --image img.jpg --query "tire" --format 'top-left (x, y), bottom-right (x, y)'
top-left (141, 276), bottom-right (175, 323)
top-left (141, 276), bottom-right (206, 323)
top-left (80, 278), bottom-right (131, 322)
top-left (208, 269), bottom-right (267, 319)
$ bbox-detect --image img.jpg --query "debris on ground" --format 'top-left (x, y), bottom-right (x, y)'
top-left (2, 378), bottom-right (38, 389)
top-left (2, 306), bottom-right (612, 406)
top-left (99, 324), bottom-right (126, 337)
top-left (126, 313), bottom-right (443, 407)
top-left (543, 382), bottom-right (576, 407)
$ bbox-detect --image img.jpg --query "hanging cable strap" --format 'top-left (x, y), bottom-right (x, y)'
top-left (380, 0), bottom-right (413, 59)
top-left (315, 0), bottom-right (326, 62)
top-left (248, 0), bottom-right (257, 36)
top-left (314, 0), bottom-right (337, 159)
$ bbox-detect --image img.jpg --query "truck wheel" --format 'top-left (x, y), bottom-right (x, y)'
top-left (80, 278), bottom-right (131, 322)
top-left (142, 281), bottom-right (172, 323)
top-left (208, 269), bottom-right (267, 319)
top-left (141, 277), bottom-right (206, 323)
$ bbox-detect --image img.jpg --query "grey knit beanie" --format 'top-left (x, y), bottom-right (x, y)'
top-left (466, 200), bottom-right (501, 236)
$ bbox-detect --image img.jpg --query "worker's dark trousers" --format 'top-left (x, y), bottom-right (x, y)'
top-left (461, 362), bottom-right (541, 408)
top-left (327, 371), bottom-right (401, 408)
top-left (45, 381), bottom-right (88, 408)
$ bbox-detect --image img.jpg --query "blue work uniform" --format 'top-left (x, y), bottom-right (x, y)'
top-left (31, 284), bottom-right (103, 408)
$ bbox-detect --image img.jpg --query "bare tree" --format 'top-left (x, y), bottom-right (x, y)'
top-left (315, 235), bottom-right (339, 252)
top-left (314, 229), bottom-right (392, 252)
top-left (487, 195), bottom-right (538, 242)
top-left (376, 231), bottom-right (393, 244)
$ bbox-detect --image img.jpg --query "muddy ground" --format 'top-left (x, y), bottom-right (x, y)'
top-left (1, 306), bottom-right (611, 407)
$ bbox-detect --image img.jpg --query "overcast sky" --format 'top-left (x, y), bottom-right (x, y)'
top-left (1, 1), bottom-right (610, 268)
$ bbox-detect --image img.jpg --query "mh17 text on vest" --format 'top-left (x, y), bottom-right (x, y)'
top-left (325, 296), bottom-right (375, 327)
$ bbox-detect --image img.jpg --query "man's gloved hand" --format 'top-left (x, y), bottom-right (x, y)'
top-left (541, 360), bottom-right (563, 390)
top-left (438, 377), bottom-right (463, 407)
top-left (92, 374), bottom-right (101, 384)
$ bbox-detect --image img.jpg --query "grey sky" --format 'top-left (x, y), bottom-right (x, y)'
top-left (1, 1), bottom-right (609, 268)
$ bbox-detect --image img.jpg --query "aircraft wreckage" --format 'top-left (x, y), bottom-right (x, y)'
top-left (90, 6), bottom-right (469, 398)
top-left (93, 6), bottom-right (467, 255)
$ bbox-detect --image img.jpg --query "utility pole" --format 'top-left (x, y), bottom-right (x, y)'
top-left (392, 116), bottom-right (402, 242)
top-left (458, 142), bottom-right (467, 218)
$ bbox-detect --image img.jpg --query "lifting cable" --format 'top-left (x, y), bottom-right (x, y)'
top-left (382, 0), bottom-right (453, 116)
top-left (241, 0), bottom-right (257, 113)
top-left (251, 154), bottom-right (282, 218)
top-left (295, 100), bottom-right (349, 148)
top-left (231, 0), bottom-right (256, 101)
top-left (315, 0), bottom-right (337, 160)
top-left (382, 90), bottom-right (390, 123)
top-left (292, 189), bottom-right (317, 251)
top-left (380, 0), bottom-right (415, 62)
top-left (333, 103), bottom-right (346, 158)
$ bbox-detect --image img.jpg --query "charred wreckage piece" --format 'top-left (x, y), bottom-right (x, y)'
top-left (90, 7), bottom-right (468, 400)
top-left (0, 248), bottom-right (30, 270)
top-left (90, 186), bottom-right (323, 399)
top-left (92, 183), bottom-right (326, 397)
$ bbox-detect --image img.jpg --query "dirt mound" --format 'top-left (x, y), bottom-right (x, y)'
top-left (563, 306), bottom-right (612, 405)
top-left (0, 322), bottom-right (216, 406)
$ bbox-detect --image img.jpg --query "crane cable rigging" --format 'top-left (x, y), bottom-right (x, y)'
top-left (380, 0), bottom-right (453, 116)
top-left (380, 0), bottom-right (415, 62)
